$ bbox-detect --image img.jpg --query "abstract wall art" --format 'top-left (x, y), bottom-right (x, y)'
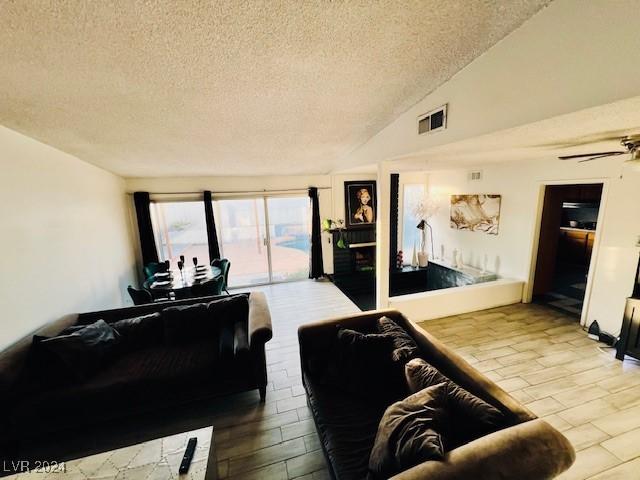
top-left (450, 194), bottom-right (501, 235)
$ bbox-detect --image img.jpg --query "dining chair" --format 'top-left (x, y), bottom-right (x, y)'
top-left (173, 288), bottom-right (193, 301)
top-left (191, 277), bottom-right (224, 298)
top-left (143, 261), bottom-right (169, 279)
top-left (127, 285), bottom-right (154, 305)
top-left (211, 258), bottom-right (231, 294)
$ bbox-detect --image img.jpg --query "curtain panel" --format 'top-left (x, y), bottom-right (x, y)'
top-left (308, 187), bottom-right (324, 279)
top-left (133, 191), bottom-right (159, 266)
top-left (204, 190), bottom-right (221, 261)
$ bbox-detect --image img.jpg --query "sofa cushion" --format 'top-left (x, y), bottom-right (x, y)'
top-left (405, 358), bottom-right (505, 449)
top-left (322, 328), bottom-right (405, 403)
top-left (32, 319), bottom-right (121, 382)
top-left (112, 312), bottom-right (164, 350)
top-left (368, 383), bottom-right (447, 479)
top-left (377, 316), bottom-right (419, 362)
top-left (304, 372), bottom-right (387, 480)
top-left (9, 340), bottom-right (221, 433)
top-left (162, 303), bottom-right (212, 345)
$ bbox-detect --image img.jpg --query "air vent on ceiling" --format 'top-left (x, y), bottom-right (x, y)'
top-left (469, 170), bottom-right (483, 181)
top-left (418, 104), bottom-right (447, 135)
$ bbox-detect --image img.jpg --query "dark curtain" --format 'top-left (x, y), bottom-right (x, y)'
top-left (634, 252), bottom-right (640, 298)
top-left (390, 174), bottom-right (400, 270)
top-left (133, 192), bottom-right (159, 266)
top-left (204, 190), bottom-right (221, 261)
top-left (309, 187), bottom-right (324, 279)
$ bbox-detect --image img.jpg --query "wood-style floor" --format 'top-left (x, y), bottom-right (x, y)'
top-left (216, 280), bottom-right (640, 480)
top-left (216, 279), bottom-right (359, 480)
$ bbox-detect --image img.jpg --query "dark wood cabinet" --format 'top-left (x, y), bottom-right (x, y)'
top-left (558, 228), bottom-right (595, 266)
top-left (561, 184), bottom-right (603, 203)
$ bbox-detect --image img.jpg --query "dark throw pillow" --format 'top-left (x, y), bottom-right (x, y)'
top-left (321, 327), bottom-right (405, 402)
top-left (369, 383), bottom-right (447, 479)
top-left (32, 319), bottom-right (121, 382)
top-left (112, 312), bottom-right (163, 350)
top-left (405, 358), bottom-right (505, 449)
top-left (162, 303), bottom-right (211, 345)
top-left (377, 316), bottom-right (419, 362)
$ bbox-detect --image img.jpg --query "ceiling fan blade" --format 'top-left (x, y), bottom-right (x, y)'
top-left (559, 151), bottom-right (625, 160)
top-left (541, 129), bottom-right (640, 148)
top-left (577, 152), bottom-right (626, 163)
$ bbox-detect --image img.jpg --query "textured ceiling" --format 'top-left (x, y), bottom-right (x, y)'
top-left (0, 0), bottom-right (549, 177)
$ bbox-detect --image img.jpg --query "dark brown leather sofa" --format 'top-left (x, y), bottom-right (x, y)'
top-left (298, 308), bottom-right (575, 480)
top-left (0, 292), bottom-right (272, 457)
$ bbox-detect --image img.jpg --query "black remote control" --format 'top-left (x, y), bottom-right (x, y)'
top-left (179, 437), bottom-right (198, 474)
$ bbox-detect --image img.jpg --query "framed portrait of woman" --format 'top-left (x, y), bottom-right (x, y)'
top-left (344, 180), bottom-right (377, 228)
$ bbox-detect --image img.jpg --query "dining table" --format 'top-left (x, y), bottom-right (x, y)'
top-left (143, 265), bottom-right (222, 298)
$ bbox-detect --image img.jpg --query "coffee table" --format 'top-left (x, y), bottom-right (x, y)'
top-left (8, 426), bottom-right (217, 479)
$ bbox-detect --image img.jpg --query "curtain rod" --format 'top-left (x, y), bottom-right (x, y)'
top-left (127, 187), bottom-right (332, 195)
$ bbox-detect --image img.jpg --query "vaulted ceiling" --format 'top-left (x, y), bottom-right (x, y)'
top-left (0, 0), bottom-right (549, 177)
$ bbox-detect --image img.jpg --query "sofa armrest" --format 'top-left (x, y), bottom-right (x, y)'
top-left (248, 291), bottom-right (272, 348)
top-left (391, 419), bottom-right (575, 480)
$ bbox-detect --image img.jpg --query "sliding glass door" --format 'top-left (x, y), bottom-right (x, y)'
top-left (216, 198), bottom-right (270, 287)
top-left (267, 196), bottom-right (310, 282)
top-left (216, 195), bottom-right (310, 287)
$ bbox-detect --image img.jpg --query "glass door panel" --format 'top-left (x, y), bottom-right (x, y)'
top-left (267, 196), bottom-right (311, 282)
top-left (216, 198), bottom-right (269, 287)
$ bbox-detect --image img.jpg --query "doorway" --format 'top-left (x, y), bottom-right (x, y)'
top-left (532, 183), bottom-right (603, 318)
top-left (214, 195), bottom-right (311, 287)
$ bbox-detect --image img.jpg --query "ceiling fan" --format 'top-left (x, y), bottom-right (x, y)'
top-left (558, 135), bottom-right (640, 164)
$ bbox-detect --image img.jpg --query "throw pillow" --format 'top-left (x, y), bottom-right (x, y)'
top-left (32, 319), bottom-right (121, 382)
top-left (405, 358), bottom-right (505, 449)
top-left (322, 327), bottom-right (405, 402)
top-left (369, 383), bottom-right (447, 479)
top-left (377, 316), bottom-right (419, 362)
top-left (162, 303), bottom-right (210, 345)
top-left (112, 312), bottom-right (163, 350)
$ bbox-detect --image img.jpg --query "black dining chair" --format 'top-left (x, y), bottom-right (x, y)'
top-left (211, 258), bottom-right (231, 294)
top-left (127, 285), bottom-right (154, 305)
top-left (191, 277), bottom-right (224, 298)
top-left (143, 261), bottom-right (169, 279)
top-left (173, 288), bottom-right (193, 301)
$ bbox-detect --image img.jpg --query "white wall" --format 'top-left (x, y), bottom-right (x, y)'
top-left (0, 126), bottom-right (137, 349)
top-left (343, 0), bottom-right (640, 169)
top-left (424, 157), bottom-right (640, 335)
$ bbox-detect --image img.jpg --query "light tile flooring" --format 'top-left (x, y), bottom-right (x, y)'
top-left (214, 280), bottom-right (640, 480)
top-left (418, 302), bottom-right (640, 480)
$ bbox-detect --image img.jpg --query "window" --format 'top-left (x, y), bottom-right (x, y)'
top-left (401, 184), bottom-right (426, 263)
top-left (150, 201), bottom-right (210, 266)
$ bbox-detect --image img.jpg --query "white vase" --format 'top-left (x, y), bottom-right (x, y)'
top-left (417, 251), bottom-right (429, 267)
top-left (411, 241), bottom-right (418, 267)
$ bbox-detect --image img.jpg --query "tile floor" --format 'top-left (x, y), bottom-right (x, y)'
top-left (214, 280), bottom-right (640, 480)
